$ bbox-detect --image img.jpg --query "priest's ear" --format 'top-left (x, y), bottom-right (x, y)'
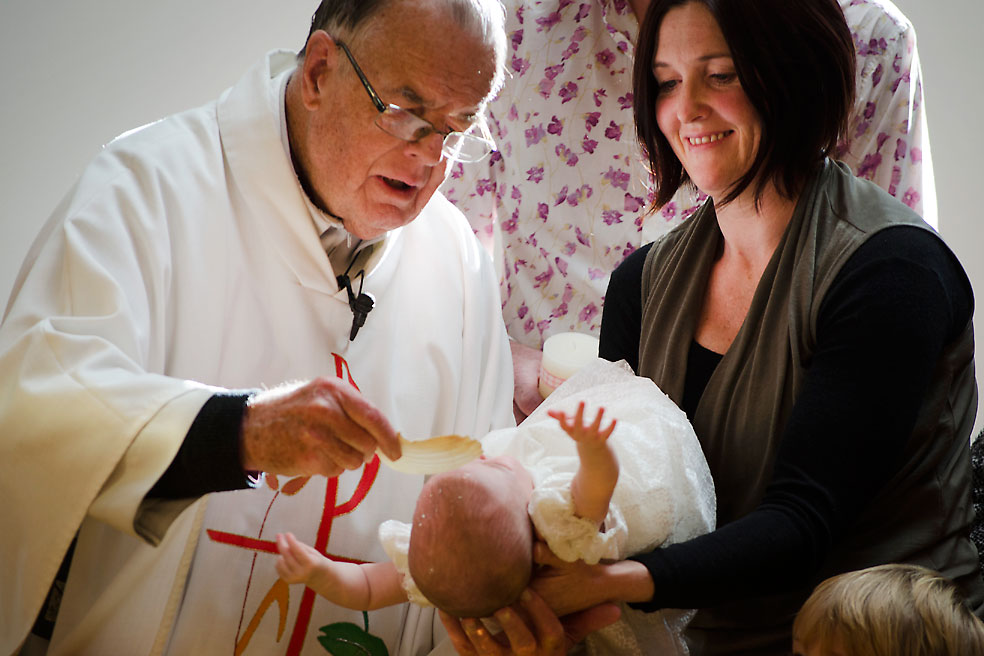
top-left (298, 30), bottom-right (340, 110)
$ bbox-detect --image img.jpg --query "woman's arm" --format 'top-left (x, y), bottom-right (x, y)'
top-left (531, 544), bottom-right (655, 616)
top-left (598, 243), bottom-right (652, 372)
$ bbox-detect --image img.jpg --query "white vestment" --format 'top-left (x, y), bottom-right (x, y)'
top-left (0, 50), bottom-right (514, 656)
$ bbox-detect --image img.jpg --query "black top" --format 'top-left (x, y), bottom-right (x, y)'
top-left (599, 225), bottom-right (975, 609)
top-left (148, 391), bottom-right (255, 498)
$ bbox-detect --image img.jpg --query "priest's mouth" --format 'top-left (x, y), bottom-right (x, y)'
top-left (382, 176), bottom-right (411, 191)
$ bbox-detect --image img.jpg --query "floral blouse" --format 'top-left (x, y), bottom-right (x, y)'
top-left (441, 0), bottom-right (935, 348)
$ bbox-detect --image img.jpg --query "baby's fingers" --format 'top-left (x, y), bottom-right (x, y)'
top-left (579, 407), bottom-right (616, 443)
top-left (588, 408), bottom-right (616, 442)
top-left (586, 406), bottom-right (605, 434)
top-left (549, 403), bottom-right (587, 437)
top-left (572, 401), bottom-right (586, 429)
top-left (547, 408), bottom-right (569, 425)
top-left (551, 403), bottom-right (617, 444)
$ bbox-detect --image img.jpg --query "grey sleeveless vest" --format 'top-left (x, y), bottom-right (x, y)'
top-left (638, 160), bottom-right (981, 654)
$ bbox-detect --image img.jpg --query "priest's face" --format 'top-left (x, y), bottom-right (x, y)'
top-left (291, 0), bottom-right (498, 240)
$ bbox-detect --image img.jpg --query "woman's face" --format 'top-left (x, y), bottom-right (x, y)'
top-left (652, 2), bottom-right (762, 200)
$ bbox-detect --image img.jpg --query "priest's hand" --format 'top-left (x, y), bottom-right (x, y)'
top-left (240, 377), bottom-right (401, 478)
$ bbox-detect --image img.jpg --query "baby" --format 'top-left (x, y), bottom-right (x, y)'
top-left (276, 358), bottom-right (716, 653)
top-left (278, 401), bottom-right (616, 615)
top-left (792, 563), bottom-right (984, 656)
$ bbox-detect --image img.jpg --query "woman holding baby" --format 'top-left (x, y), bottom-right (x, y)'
top-left (443, 0), bottom-right (982, 654)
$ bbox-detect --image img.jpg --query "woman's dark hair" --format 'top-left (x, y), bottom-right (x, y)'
top-left (633, 0), bottom-right (856, 209)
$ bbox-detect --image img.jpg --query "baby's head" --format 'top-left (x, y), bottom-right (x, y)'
top-left (793, 563), bottom-right (984, 656)
top-left (408, 455), bottom-right (535, 618)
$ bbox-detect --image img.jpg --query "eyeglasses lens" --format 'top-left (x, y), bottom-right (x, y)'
top-left (376, 107), bottom-right (492, 163)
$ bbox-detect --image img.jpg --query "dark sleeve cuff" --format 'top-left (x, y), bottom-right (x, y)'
top-left (147, 390), bottom-right (258, 499)
top-left (625, 552), bottom-right (663, 613)
top-left (599, 242), bottom-right (651, 372)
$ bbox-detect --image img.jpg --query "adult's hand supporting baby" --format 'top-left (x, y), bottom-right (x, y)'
top-left (511, 341), bottom-right (544, 422)
top-left (439, 589), bottom-right (620, 656)
top-left (531, 542), bottom-right (655, 617)
top-left (240, 377), bottom-right (402, 478)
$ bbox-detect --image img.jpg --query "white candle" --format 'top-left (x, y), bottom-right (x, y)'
top-left (538, 332), bottom-right (600, 399)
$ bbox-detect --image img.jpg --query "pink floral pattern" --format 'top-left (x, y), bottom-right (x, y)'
top-left (835, 0), bottom-right (935, 224)
top-left (441, 0), bottom-right (935, 348)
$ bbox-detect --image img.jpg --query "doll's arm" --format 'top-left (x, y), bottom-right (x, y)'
top-left (548, 402), bottom-right (618, 525)
top-left (275, 532), bottom-right (407, 610)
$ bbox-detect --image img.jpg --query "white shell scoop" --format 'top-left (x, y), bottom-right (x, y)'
top-left (378, 433), bottom-right (483, 474)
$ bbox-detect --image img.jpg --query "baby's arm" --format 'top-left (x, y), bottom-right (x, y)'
top-left (275, 532), bottom-right (408, 610)
top-left (547, 402), bottom-right (618, 525)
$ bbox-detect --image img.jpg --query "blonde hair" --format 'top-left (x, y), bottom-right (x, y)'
top-left (793, 564), bottom-right (984, 656)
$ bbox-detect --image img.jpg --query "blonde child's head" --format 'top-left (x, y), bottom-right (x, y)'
top-left (408, 455), bottom-right (535, 618)
top-left (793, 563), bottom-right (984, 656)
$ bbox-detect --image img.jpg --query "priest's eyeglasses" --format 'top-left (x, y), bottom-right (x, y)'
top-left (336, 40), bottom-right (495, 164)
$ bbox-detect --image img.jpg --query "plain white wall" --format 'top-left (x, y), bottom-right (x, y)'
top-left (892, 0), bottom-right (984, 438)
top-left (0, 0), bottom-right (314, 298)
top-left (1, 0), bottom-right (982, 435)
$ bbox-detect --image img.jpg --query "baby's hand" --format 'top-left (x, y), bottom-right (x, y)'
top-left (275, 532), bottom-right (324, 584)
top-left (548, 402), bottom-right (616, 446)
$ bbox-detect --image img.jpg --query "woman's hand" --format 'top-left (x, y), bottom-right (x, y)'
top-left (531, 542), bottom-right (655, 617)
top-left (439, 589), bottom-right (620, 656)
top-left (530, 543), bottom-right (608, 617)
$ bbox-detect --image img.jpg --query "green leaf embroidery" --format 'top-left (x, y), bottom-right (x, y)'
top-left (317, 618), bottom-right (389, 656)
